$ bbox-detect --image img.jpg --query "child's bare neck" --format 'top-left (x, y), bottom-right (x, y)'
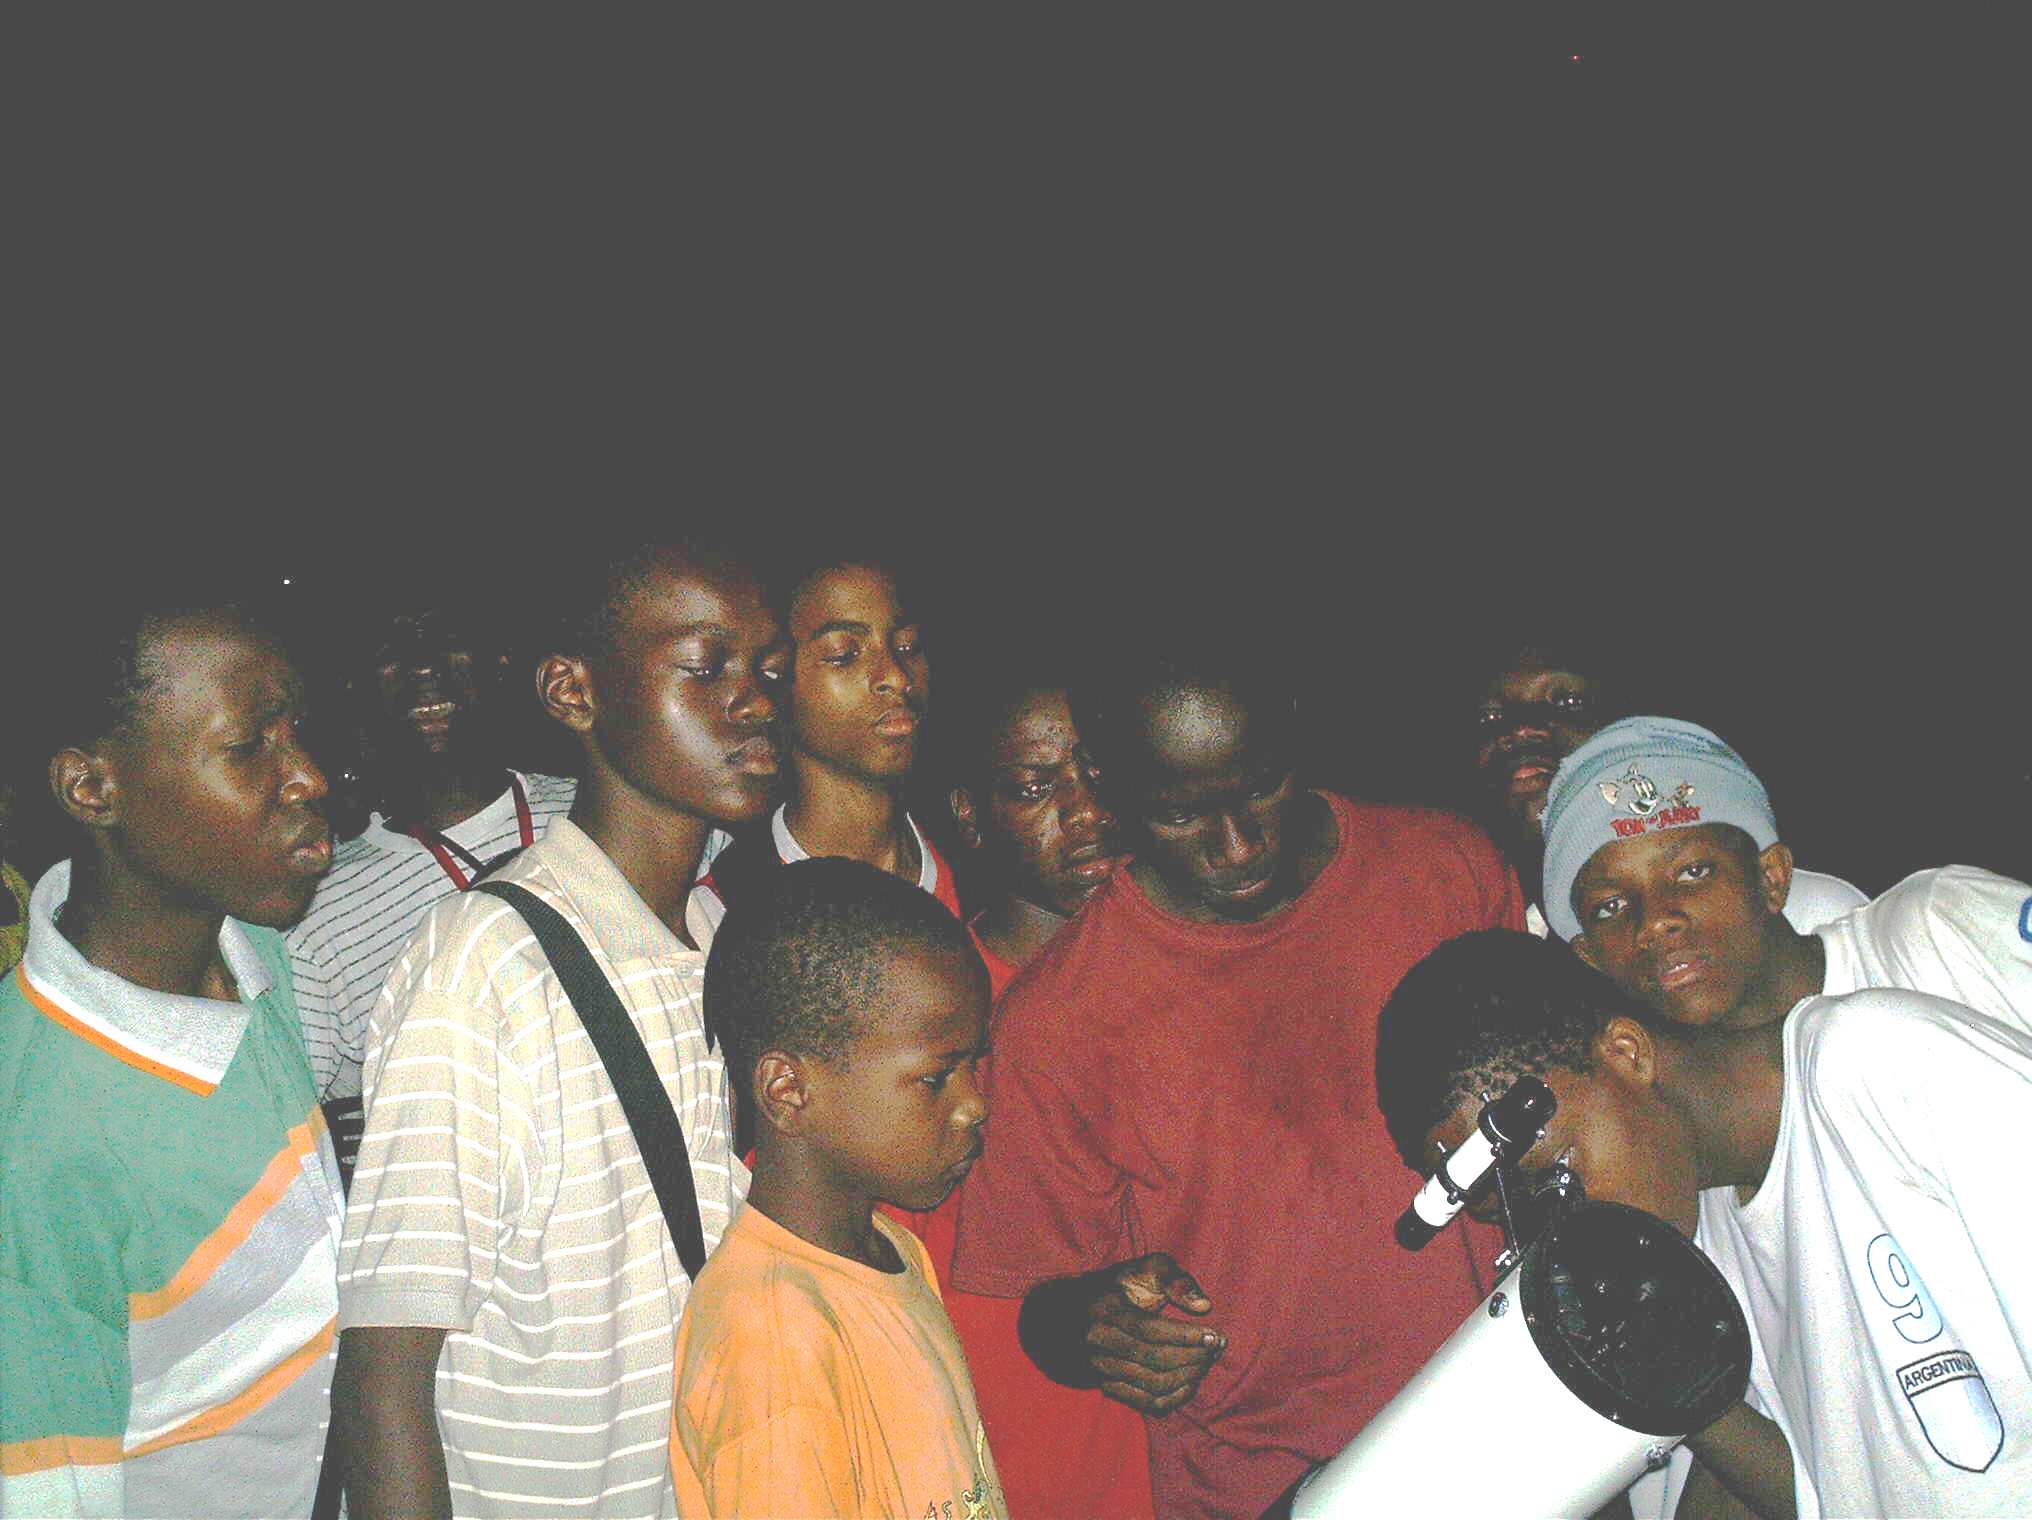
top-left (397, 762), bottom-right (511, 835)
top-left (746, 1152), bottom-right (905, 1274)
top-left (567, 765), bottom-right (711, 948)
top-left (971, 895), bottom-right (1066, 970)
top-left (60, 856), bottom-right (235, 1000)
top-left (783, 769), bottom-right (916, 883)
top-left (1723, 929), bottom-right (1828, 1031)
top-left (1673, 1021), bottom-right (1788, 1200)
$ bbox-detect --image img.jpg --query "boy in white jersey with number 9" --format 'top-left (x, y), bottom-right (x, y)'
top-left (1379, 928), bottom-right (2032, 1520)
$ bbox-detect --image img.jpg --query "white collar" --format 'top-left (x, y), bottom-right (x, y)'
top-left (18, 861), bottom-right (273, 1096)
top-left (533, 816), bottom-right (718, 959)
top-left (360, 770), bottom-right (533, 856)
top-left (771, 804), bottom-right (939, 897)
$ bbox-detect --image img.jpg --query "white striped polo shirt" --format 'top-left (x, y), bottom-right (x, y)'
top-left (287, 771), bottom-right (580, 1103)
top-left (338, 818), bottom-right (743, 1519)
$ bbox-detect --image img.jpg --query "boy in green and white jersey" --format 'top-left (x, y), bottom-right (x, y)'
top-left (0, 599), bottom-right (343, 1518)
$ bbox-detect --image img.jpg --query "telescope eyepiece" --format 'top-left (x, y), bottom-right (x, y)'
top-left (1481, 1075), bottom-right (1557, 1153)
top-left (1396, 1075), bottom-right (1558, 1251)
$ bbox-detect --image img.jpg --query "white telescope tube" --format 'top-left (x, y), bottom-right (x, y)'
top-left (1289, 1270), bottom-right (1669, 1517)
top-left (1287, 1202), bottom-right (1749, 1520)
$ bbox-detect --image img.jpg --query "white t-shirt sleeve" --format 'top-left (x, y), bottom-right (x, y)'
top-left (1815, 866), bottom-right (2032, 1038)
top-left (1909, 867), bottom-right (2032, 1037)
top-left (1779, 866), bottom-right (1869, 934)
top-left (1803, 988), bottom-right (2032, 1275)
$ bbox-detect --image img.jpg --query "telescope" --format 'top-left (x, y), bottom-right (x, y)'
top-left (1276, 1082), bottom-right (1751, 1519)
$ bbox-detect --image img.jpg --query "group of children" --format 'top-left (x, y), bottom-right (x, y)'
top-left (3, 543), bottom-right (2028, 1519)
top-left (1384, 712), bottom-right (2032, 1518)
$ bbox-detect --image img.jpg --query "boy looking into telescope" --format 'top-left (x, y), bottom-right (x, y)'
top-left (1378, 928), bottom-right (2032, 1520)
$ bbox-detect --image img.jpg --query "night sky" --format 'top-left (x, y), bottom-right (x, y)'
top-left (9, 16), bottom-right (2023, 894)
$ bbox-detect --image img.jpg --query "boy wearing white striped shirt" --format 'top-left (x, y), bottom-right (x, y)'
top-left (287, 603), bottom-right (578, 1173)
top-left (333, 542), bottom-right (790, 1520)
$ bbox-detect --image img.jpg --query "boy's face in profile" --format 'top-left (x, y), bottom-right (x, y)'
top-left (1473, 656), bottom-right (1602, 842)
top-left (787, 566), bottom-right (929, 785)
top-left (1422, 1057), bottom-right (1702, 1238)
top-left (93, 615), bottom-right (333, 927)
top-left (955, 689), bottom-right (1124, 918)
top-left (1569, 823), bottom-right (1790, 1029)
top-left (591, 561), bottom-right (789, 828)
top-left (805, 943), bottom-right (990, 1213)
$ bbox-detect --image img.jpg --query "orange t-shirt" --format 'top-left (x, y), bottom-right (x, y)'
top-left (884, 922), bottom-right (1156, 1519)
top-left (671, 1203), bottom-right (1004, 1519)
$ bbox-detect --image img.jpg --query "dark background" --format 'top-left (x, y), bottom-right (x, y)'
top-left (8, 13), bottom-right (2025, 895)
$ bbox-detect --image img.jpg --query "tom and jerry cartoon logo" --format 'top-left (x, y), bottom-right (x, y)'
top-left (1596, 764), bottom-right (1700, 839)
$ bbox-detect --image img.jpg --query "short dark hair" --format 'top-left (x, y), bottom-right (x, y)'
top-left (1072, 629), bottom-right (1301, 785)
top-left (1376, 930), bottom-right (1648, 1166)
top-left (934, 673), bottom-right (1070, 798)
top-left (46, 600), bottom-right (276, 757)
top-left (781, 551), bottom-right (909, 628)
top-left (704, 857), bottom-right (976, 1083)
top-left (1467, 635), bottom-right (1623, 722)
top-left (547, 537), bottom-right (753, 663)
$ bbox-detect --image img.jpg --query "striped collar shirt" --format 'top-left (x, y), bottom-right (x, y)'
top-left (338, 818), bottom-right (743, 1519)
top-left (1, 863), bottom-right (342, 1518)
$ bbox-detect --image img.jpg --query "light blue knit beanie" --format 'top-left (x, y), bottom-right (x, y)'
top-left (1539, 715), bottom-right (1778, 941)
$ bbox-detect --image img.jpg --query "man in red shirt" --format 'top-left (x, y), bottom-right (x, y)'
top-left (950, 641), bottom-right (1524, 1520)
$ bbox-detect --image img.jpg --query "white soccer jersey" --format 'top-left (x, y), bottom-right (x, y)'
top-left (1818, 864), bottom-right (2032, 1037)
top-left (1697, 990), bottom-right (2032, 1518)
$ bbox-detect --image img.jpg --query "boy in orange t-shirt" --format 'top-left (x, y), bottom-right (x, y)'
top-left (674, 858), bottom-right (1001, 1518)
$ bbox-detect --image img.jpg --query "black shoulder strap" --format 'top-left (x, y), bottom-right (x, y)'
top-left (472, 880), bottom-right (709, 1280)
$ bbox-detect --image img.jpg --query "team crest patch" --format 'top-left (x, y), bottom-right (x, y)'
top-left (1897, 1348), bottom-right (2005, 1472)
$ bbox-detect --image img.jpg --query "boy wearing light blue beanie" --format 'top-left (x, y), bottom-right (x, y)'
top-left (1540, 715), bottom-right (2032, 1040)
top-left (1534, 717), bottom-right (2032, 1520)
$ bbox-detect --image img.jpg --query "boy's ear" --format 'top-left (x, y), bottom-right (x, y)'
top-left (1756, 842), bottom-right (1795, 915)
top-left (51, 747), bottom-right (119, 831)
top-left (536, 654), bottom-right (596, 735)
top-left (1596, 1016), bottom-right (1661, 1089)
top-left (1571, 931), bottom-right (1604, 975)
top-left (948, 786), bottom-right (981, 850)
top-left (754, 1050), bottom-right (811, 1136)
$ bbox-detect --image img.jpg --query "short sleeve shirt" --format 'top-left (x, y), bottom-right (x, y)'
top-left (338, 819), bottom-right (744, 1519)
top-left (287, 772), bottom-right (579, 1102)
top-left (1, 864), bottom-right (342, 1519)
top-left (951, 795), bottom-right (1524, 1520)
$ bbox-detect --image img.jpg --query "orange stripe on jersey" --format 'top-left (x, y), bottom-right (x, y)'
top-left (128, 1115), bottom-right (324, 1323)
top-left (12, 968), bottom-right (215, 1097)
top-left (0, 1434), bottom-right (125, 1476)
top-left (126, 1319), bottom-right (335, 1459)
